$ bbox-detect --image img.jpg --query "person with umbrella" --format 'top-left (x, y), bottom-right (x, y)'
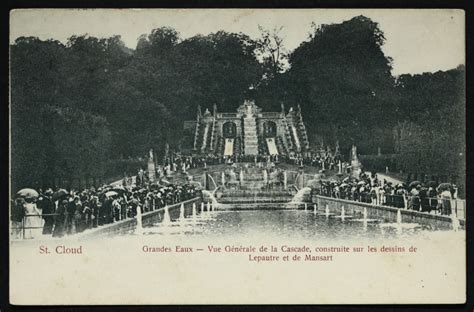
top-left (65, 196), bottom-right (78, 235)
top-left (437, 183), bottom-right (452, 215)
top-left (11, 197), bottom-right (25, 239)
top-left (81, 193), bottom-right (93, 230)
top-left (53, 199), bottom-right (68, 238)
top-left (38, 189), bottom-right (55, 235)
top-left (17, 189), bottom-right (42, 239)
top-left (111, 195), bottom-right (122, 221)
top-left (72, 196), bottom-right (85, 233)
top-left (394, 184), bottom-right (406, 208)
top-left (89, 195), bottom-right (100, 228)
top-left (426, 182), bottom-right (438, 213)
top-left (101, 195), bottom-right (114, 224)
top-left (408, 181), bottom-right (421, 211)
top-left (416, 184), bottom-right (427, 212)
top-left (383, 182), bottom-right (394, 207)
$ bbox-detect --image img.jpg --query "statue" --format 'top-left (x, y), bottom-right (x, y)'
top-left (246, 103), bottom-right (252, 115)
top-left (147, 148), bottom-right (156, 182)
top-left (228, 168), bottom-right (237, 183)
top-left (350, 144), bottom-right (362, 178)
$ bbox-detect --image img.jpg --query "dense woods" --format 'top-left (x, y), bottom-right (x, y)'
top-left (11, 16), bottom-right (465, 191)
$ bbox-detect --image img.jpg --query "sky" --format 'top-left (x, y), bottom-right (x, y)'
top-left (10, 9), bottom-right (465, 76)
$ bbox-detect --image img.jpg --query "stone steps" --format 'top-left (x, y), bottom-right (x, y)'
top-left (218, 197), bottom-right (293, 204)
top-left (244, 115), bottom-right (259, 155)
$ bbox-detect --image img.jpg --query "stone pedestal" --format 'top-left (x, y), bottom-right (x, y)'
top-left (203, 167), bottom-right (209, 190)
top-left (147, 158), bottom-right (156, 182)
top-left (298, 165), bottom-right (305, 189)
top-left (350, 145), bottom-right (362, 179)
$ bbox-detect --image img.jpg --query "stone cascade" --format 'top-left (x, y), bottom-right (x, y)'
top-left (216, 166), bottom-right (294, 205)
top-left (187, 100), bottom-right (310, 156)
top-left (243, 113), bottom-right (259, 155)
top-left (233, 137), bottom-right (242, 156)
top-left (200, 123), bottom-right (210, 152)
top-left (215, 136), bottom-right (225, 154)
top-left (239, 167), bottom-right (266, 190)
top-left (296, 113), bottom-right (310, 150)
top-left (276, 136), bottom-right (288, 155)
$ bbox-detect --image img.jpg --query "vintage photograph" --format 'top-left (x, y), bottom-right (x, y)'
top-left (9, 9), bottom-right (466, 305)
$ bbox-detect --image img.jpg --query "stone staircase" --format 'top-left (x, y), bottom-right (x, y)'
top-left (243, 114), bottom-right (258, 155)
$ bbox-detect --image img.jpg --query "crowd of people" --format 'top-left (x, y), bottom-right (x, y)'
top-left (160, 149), bottom-right (345, 172)
top-left (12, 145), bottom-right (462, 239)
top-left (11, 180), bottom-right (200, 239)
top-left (317, 171), bottom-right (459, 216)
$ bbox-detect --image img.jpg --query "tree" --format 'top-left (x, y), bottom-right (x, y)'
top-left (393, 66), bottom-right (465, 187)
top-left (282, 16), bottom-right (396, 154)
top-left (255, 26), bottom-right (288, 80)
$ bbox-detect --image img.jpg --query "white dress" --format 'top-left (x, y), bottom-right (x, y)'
top-left (23, 202), bottom-right (43, 239)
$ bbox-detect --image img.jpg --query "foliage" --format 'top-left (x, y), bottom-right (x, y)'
top-left (10, 17), bottom-right (465, 191)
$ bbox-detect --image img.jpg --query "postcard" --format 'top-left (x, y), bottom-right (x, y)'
top-left (9, 8), bottom-right (465, 305)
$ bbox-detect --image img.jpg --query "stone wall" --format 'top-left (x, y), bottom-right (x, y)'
top-left (76, 197), bottom-right (202, 239)
top-left (313, 195), bottom-right (464, 230)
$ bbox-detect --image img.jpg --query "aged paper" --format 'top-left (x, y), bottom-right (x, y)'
top-left (9, 9), bottom-right (465, 305)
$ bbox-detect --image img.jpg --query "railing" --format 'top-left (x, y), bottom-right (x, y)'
top-left (217, 113), bottom-right (239, 118)
top-left (260, 112), bottom-right (282, 118)
top-left (209, 119), bottom-right (216, 151)
top-left (193, 114), bottom-right (201, 150)
top-left (219, 189), bottom-right (292, 197)
top-left (10, 195), bottom-right (200, 240)
top-left (282, 116), bottom-right (294, 151)
top-left (316, 189), bottom-right (466, 220)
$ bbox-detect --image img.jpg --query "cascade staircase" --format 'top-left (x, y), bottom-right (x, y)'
top-left (296, 114), bottom-right (310, 151)
top-left (243, 114), bottom-right (258, 155)
top-left (276, 136), bottom-right (288, 155)
top-left (234, 137), bottom-right (242, 157)
top-left (215, 136), bottom-right (225, 155)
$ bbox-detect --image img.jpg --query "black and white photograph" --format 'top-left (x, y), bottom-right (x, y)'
top-left (9, 9), bottom-right (466, 305)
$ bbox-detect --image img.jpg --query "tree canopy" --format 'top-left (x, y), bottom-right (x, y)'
top-left (10, 16), bottom-right (465, 191)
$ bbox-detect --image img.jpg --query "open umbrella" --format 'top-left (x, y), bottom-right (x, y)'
top-left (52, 189), bottom-right (68, 201)
top-left (427, 181), bottom-right (438, 188)
top-left (437, 183), bottom-right (451, 192)
top-left (105, 191), bottom-right (118, 198)
top-left (409, 181), bottom-right (421, 188)
top-left (112, 186), bottom-right (127, 194)
top-left (16, 188), bottom-right (39, 199)
top-left (160, 179), bottom-right (171, 185)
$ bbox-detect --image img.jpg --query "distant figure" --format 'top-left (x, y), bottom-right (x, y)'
top-left (440, 189), bottom-right (452, 215)
top-left (23, 199), bottom-right (42, 239)
top-left (11, 198), bottom-right (25, 239)
top-left (53, 200), bottom-right (68, 238)
top-left (38, 190), bottom-right (55, 235)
